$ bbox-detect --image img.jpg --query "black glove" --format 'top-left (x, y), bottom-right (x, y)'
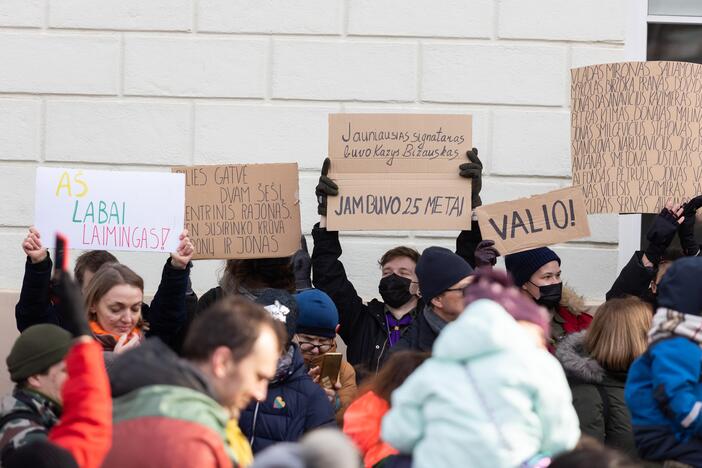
top-left (680, 196), bottom-right (702, 256)
top-left (474, 239), bottom-right (499, 267)
top-left (315, 158), bottom-right (338, 216)
top-left (52, 271), bottom-right (91, 337)
top-left (645, 208), bottom-right (681, 264)
top-left (292, 235), bottom-right (312, 291)
top-left (459, 148), bottom-right (483, 208)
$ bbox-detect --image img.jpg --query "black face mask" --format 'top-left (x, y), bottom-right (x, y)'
top-left (379, 274), bottom-right (414, 308)
top-left (530, 281), bottom-right (562, 308)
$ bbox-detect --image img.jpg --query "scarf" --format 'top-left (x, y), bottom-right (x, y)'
top-left (385, 312), bottom-right (413, 347)
top-left (270, 345), bottom-right (296, 385)
top-left (89, 320), bottom-right (143, 351)
top-left (423, 305), bottom-right (447, 335)
top-left (649, 308), bottom-right (702, 347)
top-left (225, 419), bottom-right (254, 467)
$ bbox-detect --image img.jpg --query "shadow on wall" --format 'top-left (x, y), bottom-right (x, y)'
top-left (0, 292), bottom-right (20, 395)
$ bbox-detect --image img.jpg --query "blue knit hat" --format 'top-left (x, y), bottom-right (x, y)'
top-left (295, 289), bottom-right (339, 338)
top-left (504, 247), bottom-right (561, 287)
top-left (416, 246), bottom-right (473, 301)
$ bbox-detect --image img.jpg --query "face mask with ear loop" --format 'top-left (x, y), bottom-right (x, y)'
top-left (528, 281), bottom-right (562, 308)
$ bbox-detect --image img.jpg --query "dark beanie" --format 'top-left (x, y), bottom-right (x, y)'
top-left (255, 288), bottom-right (298, 343)
top-left (7, 324), bottom-right (72, 383)
top-left (657, 257), bottom-right (702, 316)
top-left (295, 289), bottom-right (338, 338)
top-left (3, 440), bottom-right (78, 468)
top-left (504, 247), bottom-right (561, 287)
top-left (416, 246), bottom-right (473, 302)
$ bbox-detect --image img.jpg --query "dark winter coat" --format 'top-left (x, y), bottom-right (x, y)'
top-left (15, 255), bottom-right (192, 351)
top-left (310, 221), bottom-right (482, 374)
top-left (239, 344), bottom-right (335, 453)
top-left (387, 306), bottom-right (439, 356)
top-left (606, 251), bottom-right (656, 303)
top-left (555, 332), bottom-right (637, 457)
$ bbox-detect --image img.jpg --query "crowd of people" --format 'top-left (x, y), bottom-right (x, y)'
top-left (2, 149), bottom-right (702, 467)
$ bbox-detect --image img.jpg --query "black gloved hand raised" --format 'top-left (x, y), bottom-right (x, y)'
top-left (474, 239), bottom-right (499, 267)
top-left (292, 235), bottom-right (312, 291)
top-left (315, 158), bottom-right (339, 216)
top-left (459, 148), bottom-right (483, 208)
top-left (52, 271), bottom-right (91, 338)
top-left (645, 207), bottom-right (682, 264)
top-left (680, 195), bottom-right (702, 256)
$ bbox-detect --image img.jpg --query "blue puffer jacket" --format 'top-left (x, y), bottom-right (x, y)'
top-left (625, 338), bottom-right (702, 444)
top-left (239, 344), bottom-right (335, 453)
top-left (625, 257), bottom-right (702, 463)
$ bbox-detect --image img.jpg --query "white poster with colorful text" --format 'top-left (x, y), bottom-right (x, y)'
top-left (35, 167), bottom-right (185, 252)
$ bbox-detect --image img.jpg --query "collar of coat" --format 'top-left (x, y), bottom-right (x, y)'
top-left (555, 331), bottom-right (605, 384)
top-left (559, 285), bottom-right (589, 316)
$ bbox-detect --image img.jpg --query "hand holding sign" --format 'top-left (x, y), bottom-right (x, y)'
top-left (170, 229), bottom-right (195, 270)
top-left (476, 187), bottom-right (591, 255)
top-left (459, 148), bottom-right (483, 208)
top-left (316, 158), bottom-right (338, 217)
top-left (22, 227), bottom-right (48, 264)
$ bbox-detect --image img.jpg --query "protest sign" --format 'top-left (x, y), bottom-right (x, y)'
top-left (571, 61), bottom-right (702, 214)
top-left (327, 113), bottom-right (473, 231)
top-left (35, 167), bottom-right (184, 252)
top-left (475, 186), bottom-right (590, 255)
top-left (173, 163), bottom-right (301, 260)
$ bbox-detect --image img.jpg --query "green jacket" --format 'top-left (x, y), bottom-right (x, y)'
top-left (555, 331), bottom-right (637, 457)
top-left (382, 299), bottom-right (580, 468)
top-left (0, 388), bottom-right (60, 461)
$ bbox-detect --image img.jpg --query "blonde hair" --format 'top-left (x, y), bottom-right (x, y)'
top-left (585, 297), bottom-right (652, 372)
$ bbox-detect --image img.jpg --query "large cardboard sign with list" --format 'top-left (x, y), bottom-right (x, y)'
top-left (475, 186), bottom-right (591, 255)
top-left (571, 61), bottom-right (702, 214)
top-left (173, 163), bottom-right (301, 259)
top-left (326, 113), bottom-right (473, 231)
top-left (35, 167), bottom-right (185, 252)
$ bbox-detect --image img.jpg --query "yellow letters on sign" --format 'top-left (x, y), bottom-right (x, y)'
top-left (55, 171), bottom-right (89, 198)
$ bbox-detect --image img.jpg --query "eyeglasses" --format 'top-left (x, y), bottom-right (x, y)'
top-left (297, 341), bottom-right (333, 353)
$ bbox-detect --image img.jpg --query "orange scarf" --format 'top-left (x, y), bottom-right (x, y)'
top-left (89, 321), bottom-right (142, 351)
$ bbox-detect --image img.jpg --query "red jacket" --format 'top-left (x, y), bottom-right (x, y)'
top-left (49, 340), bottom-right (112, 468)
top-left (343, 391), bottom-right (398, 468)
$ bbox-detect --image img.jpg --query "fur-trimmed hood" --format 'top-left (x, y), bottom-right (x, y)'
top-left (555, 331), bottom-right (604, 384)
top-left (560, 285), bottom-right (590, 316)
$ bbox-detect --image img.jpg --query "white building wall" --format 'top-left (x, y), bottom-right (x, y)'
top-left (0, 0), bottom-right (628, 304)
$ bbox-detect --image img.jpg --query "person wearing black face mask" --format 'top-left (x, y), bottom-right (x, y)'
top-left (505, 247), bottom-right (593, 350)
top-left (311, 150), bottom-right (494, 380)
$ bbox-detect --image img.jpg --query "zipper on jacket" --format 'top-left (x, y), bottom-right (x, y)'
top-left (249, 401), bottom-right (260, 446)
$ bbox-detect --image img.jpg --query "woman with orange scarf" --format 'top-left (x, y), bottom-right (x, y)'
top-left (84, 263), bottom-right (147, 357)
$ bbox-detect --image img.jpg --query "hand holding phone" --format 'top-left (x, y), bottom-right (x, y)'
top-left (319, 352), bottom-right (342, 389)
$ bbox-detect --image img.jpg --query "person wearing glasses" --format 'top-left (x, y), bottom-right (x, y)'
top-left (390, 246), bottom-right (474, 355)
top-left (294, 289), bottom-right (357, 427)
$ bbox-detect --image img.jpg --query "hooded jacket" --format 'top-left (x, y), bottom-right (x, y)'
top-left (239, 344), bottom-right (335, 453)
top-left (555, 332), bottom-right (636, 456)
top-left (382, 299), bottom-right (580, 468)
top-left (102, 338), bottom-right (236, 468)
top-left (625, 258), bottom-right (702, 464)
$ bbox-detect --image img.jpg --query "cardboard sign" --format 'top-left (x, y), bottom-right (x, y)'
top-left (35, 167), bottom-right (184, 252)
top-left (173, 163), bottom-right (301, 259)
top-left (475, 187), bottom-right (590, 255)
top-left (571, 61), bottom-right (702, 214)
top-left (327, 113), bottom-right (473, 231)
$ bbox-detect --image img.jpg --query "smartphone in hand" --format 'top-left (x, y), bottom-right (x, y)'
top-left (53, 233), bottom-right (69, 277)
top-left (319, 352), bottom-right (342, 388)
